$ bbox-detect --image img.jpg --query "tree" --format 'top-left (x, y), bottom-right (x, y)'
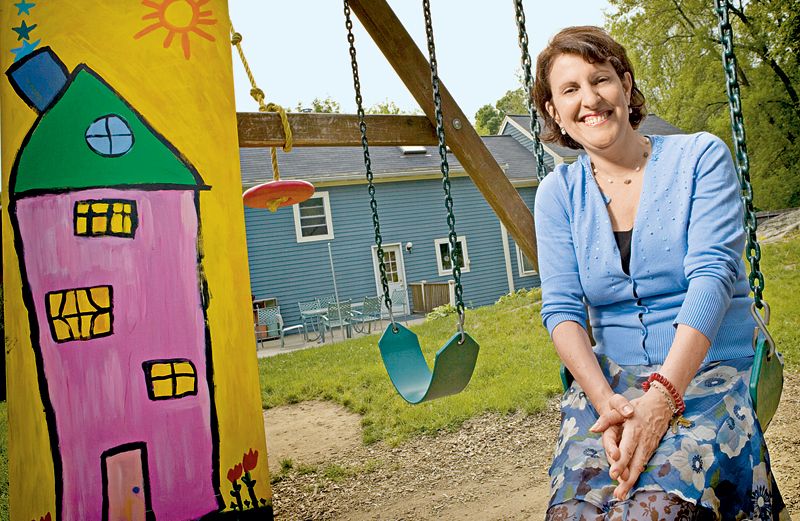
top-left (607, 0), bottom-right (800, 209)
top-left (366, 100), bottom-right (401, 114)
top-left (474, 88), bottom-right (528, 135)
top-left (295, 97), bottom-right (341, 113)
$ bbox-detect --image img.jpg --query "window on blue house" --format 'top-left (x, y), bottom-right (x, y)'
top-left (293, 192), bottom-right (334, 242)
top-left (515, 244), bottom-right (538, 277)
top-left (434, 236), bottom-right (470, 276)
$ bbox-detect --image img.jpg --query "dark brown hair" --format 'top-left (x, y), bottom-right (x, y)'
top-left (533, 26), bottom-right (646, 149)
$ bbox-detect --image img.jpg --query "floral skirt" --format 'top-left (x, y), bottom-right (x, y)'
top-left (549, 355), bottom-right (788, 519)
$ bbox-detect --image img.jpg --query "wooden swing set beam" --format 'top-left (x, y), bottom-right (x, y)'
top-left (235, 0), bottom-right (538, 267)
top-left (348, 0), bottom-right (538, 265)
top-left (237, 113), bottom-right (439, 147)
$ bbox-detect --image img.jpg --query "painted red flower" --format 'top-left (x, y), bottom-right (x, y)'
top-left (227, 463), bottom-right (243, 483)
top-left (34, 513), bottom-right (51, 521)
top-left (242, 449), bottom-right (259, 472)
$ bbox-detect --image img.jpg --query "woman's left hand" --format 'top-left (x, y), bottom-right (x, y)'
top-left (609, 390), bottom-right (673, 499)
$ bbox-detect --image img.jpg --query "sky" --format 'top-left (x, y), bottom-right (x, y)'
top-left (228, 1), bottom-right (612, 122)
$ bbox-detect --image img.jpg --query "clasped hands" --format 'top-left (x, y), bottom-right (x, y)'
top-left (589, 390), bottom-right (673, 500)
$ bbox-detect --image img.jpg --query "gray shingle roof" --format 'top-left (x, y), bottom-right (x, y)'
top-left (506, 113), bottom-right (684, 158)
top-left (239, 135), bottom-right (540, 187)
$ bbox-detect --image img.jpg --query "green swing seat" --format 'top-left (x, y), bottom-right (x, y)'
top-left (378, 323), bottom-right (479, 404)
top-left (343, 0), bottom-right (480, 404)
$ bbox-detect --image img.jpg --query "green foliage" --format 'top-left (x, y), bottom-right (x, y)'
top-left (366, 100), bottom-right (402, 115)
top-left (607, 0), bottom-right (800, 209)
top-left (366, 100), bottom-right (420, 115)
top-left (425, 303), bottom-right (457, 321)
top-left (295, 97), bottom-right (341, 113)
top-left (495, 287), bottom-right (541, 305)
top-left (258, 290), bottom-right (561, 446)
top-left (474, 88), bottom-right (527, 135)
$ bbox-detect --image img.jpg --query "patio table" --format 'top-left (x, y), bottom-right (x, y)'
top-left (301, 302), bottom-right (363, 342)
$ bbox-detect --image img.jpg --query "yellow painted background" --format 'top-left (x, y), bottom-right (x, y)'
top-left (0, 1), bottom-right (270, 519)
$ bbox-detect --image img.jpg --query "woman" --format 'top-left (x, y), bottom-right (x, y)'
top-left (533, 26), bottom-right (786, 519)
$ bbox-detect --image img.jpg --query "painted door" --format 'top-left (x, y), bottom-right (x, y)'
top-left (103, 445), bottom-right (150, 521)
top-left (371, 244), bottom-right (408, 317)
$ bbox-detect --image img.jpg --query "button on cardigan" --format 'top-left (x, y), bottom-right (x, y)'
top-left (534, 132), bottom-right (755, 365)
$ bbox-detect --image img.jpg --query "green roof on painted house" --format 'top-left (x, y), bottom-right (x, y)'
top-left (12, 66), bottom-right (202, 194)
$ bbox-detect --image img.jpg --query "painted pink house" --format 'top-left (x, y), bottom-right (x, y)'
top-left (7, 48), bottom-right (222, 520)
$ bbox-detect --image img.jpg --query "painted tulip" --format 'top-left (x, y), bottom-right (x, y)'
top-left (227, 463), bottom-right (243, 483)
top-left (242, 449), bottom-right (259, 472)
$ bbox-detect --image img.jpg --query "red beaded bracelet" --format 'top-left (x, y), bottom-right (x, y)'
top-left (643, 372), bottom-right (686, 415)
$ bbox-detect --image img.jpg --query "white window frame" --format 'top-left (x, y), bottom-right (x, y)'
top-left (293, 192), bottom-right (334, 243)
top-left (434, 236), bottom-right (471, 276)
top-left (515, 244), bottom-right (538, 277)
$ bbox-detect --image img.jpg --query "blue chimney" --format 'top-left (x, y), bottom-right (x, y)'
top-left (6, 47), bottom-right (68, 113)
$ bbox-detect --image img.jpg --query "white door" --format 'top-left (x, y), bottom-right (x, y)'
top-left (371, 244), bottom-right (407, 317)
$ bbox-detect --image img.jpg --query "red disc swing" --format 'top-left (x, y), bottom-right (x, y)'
top-left (232, 27), bottom-right (315, 212)
top-left (243, 179), bottom-right (314, 212)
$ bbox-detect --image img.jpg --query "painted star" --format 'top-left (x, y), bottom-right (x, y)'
top-left (14, 1), bottom-right (36, 16)
top-left (10, 38), bottom-right (40, 62)
top-left (12, 20), bottom-right (37, 41)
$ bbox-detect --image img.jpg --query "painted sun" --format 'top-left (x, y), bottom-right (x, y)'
top-left (134, 0), bottom-right (217, 60)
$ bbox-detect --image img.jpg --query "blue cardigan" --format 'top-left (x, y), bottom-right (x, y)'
top-left (534, 132), bottom-right (755, 365)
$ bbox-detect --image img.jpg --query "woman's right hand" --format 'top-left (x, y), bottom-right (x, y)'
top-left (591, 393), bottom-right (635, 433)
top-left (591, 394), bottom-right (635, 478)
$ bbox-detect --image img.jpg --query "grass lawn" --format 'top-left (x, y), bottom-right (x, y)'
top-left (259, 287), bottom-right (563, 445)
top-left (0, 233), bottom-right (797, 518)
top-left (258, 232), bottom-right (800, 444)
top-left (758, 232), bottom-right (800, 370)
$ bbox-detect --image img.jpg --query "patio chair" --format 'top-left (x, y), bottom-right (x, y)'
top-left (298, 299), bottom-right (323, 342)
top-left (390, 288), bottom-right (409, 325)
top-left (351, 296), bottom-right (383, 334)
top-left (321, 299), bottom-right (353, 342)
top-left (255, 306), bottom-right (304, 349)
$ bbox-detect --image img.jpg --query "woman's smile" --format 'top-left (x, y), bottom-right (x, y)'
top-left (582, 111), bottom-right (611, 127)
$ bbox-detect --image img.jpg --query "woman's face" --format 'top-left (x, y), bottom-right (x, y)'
top-left (545, 53), bottom-right (633, 152)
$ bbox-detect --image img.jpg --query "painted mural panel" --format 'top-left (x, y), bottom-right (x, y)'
top-left (1, 2), bottom-right (271, 520)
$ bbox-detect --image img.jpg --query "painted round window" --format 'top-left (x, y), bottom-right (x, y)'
top-left (85, 115), bottom-right (134, 157)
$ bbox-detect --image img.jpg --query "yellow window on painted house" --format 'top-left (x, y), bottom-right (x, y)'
top-left (143, 359), bottom-right (198, 400)
top-left (74, 199), bottom-right (138, 237)
top-left (46, 286), bottom-right (113, 342)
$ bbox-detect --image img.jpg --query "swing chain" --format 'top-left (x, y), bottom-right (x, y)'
top-left (343, 0), bottom-right (396, 325)
top-left (713, 0), bottom-right (765, 310)
top-left (422, 0), bottom-right (466, 336)
top-left (513, 0), bottom-right (548, 181)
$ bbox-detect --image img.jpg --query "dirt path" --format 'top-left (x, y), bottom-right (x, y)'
top-left (265, 373), bottom-right (800, 519)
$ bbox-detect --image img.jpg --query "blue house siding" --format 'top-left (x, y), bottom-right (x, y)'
top-left (501, 124), bottom-right (556, 171)
top-left (245, 176), bottom-right (529, 328)
top-left (506, 186), bottom-right (542, 293)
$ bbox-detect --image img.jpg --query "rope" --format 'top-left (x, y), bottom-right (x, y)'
top-left (230, 25), bottom-right (292, 182)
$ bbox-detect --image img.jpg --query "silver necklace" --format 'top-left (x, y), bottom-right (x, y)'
top-left (591, 141), bottom-right (650, 185)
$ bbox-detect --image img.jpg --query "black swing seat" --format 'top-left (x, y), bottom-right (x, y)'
top-left (378, 323), bottom-right (479, 404)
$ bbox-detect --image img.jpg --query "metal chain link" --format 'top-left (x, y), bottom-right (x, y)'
top-left (513, 0), bottom-right (548, 181)
top-left (343, 0), bottom-right (395, 324)
top-left (422, 0), bottom-right (466, 336)
top-left (714, 0), bottom-right (765, 309)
